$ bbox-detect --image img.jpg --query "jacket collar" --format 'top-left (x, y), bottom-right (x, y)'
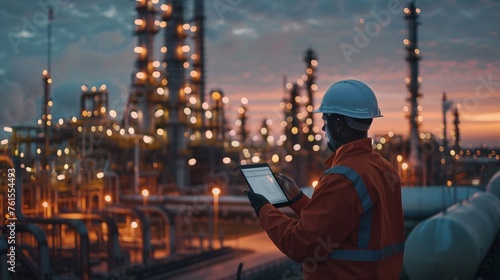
top-left (325, 138), bottom-right (373, 167)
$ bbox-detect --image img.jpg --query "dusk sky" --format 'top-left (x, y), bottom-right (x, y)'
top-left (1, 0), bottom-right (499, 147)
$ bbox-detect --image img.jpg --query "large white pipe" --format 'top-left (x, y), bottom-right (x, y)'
top-left (303, 186), bottom-right (481, 220)
top-left (401, 186), bottom-right (480, 219)
top-left (403, 191), bottom-right (500, 280)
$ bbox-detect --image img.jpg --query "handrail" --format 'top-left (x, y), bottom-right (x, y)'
top-left (0, 223), bottom-right (51, 280)
top-left (136, 205), bottom-right (177, 256)
top-left (14, 157), bottom-right (90, 279)
top-left (0, 236), bottom-right (8, 280)
top-left (102, 206), bottom-right (152, 267)
top-left (56, 212), bottom-right (123, 271)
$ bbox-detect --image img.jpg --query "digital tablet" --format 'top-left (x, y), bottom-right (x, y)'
top-left (240, 163), bottom-right (290, 208)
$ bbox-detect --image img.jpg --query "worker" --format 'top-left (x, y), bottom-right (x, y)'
top-left (245, 79), bottom-right (405, 279)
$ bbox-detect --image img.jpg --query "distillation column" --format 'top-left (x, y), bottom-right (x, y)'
top-left (192, 0), bottom-right (206, 132)
top-left (404, 1), bottom-right (423, 185)
top-left (129, 0), bottom-right (160, 135)
top-left (163, 0), bottom-right (188, 190)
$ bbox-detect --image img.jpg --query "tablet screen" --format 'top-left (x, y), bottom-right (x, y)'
top-left (240, 164), bottom-right (288, 205)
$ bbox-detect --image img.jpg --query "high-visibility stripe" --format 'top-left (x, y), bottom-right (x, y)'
top-left (330, 242), bottom-right (405, 261)
top-left (324, 166), bottom-right (404, 261)
top-left (325, 166), bottom-right (373, 248)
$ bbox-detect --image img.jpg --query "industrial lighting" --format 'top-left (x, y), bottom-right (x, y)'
top-left (135, 19), bottom-right (144, 26)
top-left (312, 181), bottom-right (318, 188)
top-left (128, 127), bottom-right (135, 134)
top-left (131, 221), bottom-right (138, 229)
top-left (104, 195), bottom-right (112, 203)
top-left (57, 174), bottom-right (65, 181)
top-left (96, 172), bottom-right (104, 179)
top-left (222, 157), bottom-right (231, 164)
top-left (141, 189), bottom-right (149, 197)
top-left (212, 187), bottom-right (220, 196)
top-left (285, 155), bottom-right (293, 162)
top-left (143, 135), bottom-right (152, 144)
top-left (42, 201), bottom-right (49, 208)
top-left (4, 127), bottom-right (13, 132)
top-left (109, 110), bottom-right (117, 118)
top-left (271, 154), bottom-right (279, 163)
top-left (0, 139), bottom-right (8, 145)
top-left (155, 109), bottom-right (164, 117)
top-left (231, 141), bottom-right (240, 148)
top-left (205, 130), bottom-right (213, 139)
top-left (188, 158), bottom-right (197, 166)
top-left (134, 46), bottom-right (144, 53)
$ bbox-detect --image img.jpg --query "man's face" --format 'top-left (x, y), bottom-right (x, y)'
top-left (322, 114), bottom-right (342, 152)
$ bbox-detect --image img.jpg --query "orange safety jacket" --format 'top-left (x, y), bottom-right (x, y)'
top-left (258, 138), bottom-right (405, 279)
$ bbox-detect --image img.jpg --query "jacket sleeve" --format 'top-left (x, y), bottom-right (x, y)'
top-left (289, 194), bottom-right (310, 217)
top-left (258, 174), bottom-right (363, 262)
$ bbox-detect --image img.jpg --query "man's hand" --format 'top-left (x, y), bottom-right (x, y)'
top-left (275, 173), bottom-right (303, 202)
top-left (244, 190), bottom-right (270, 216)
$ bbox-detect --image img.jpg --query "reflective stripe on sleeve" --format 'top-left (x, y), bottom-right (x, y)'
top-left (330, 242), bottom-right (405, 261)
top-left (324, 166), bottom-right (373, 248)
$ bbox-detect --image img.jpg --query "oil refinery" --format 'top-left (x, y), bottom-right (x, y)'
top-left (1, 0), bottom-right (499, 279)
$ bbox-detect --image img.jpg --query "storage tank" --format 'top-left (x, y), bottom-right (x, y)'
top-left (404, 192), bottom-right (500, 280)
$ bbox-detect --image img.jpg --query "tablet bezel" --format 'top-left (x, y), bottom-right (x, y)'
top-left (239, 163), bottom-right (291, 208)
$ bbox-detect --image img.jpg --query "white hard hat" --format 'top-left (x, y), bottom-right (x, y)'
top-left (313, 79), bottom-right (383, 119)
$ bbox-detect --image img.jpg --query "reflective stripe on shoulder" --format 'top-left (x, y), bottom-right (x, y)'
top-left (324, 166), bottom-right (373, 248)
top-left (330, 242), bottom-right (405, 261)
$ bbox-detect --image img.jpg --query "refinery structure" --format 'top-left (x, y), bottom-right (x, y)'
top-left (1, 1), bottom-right (500, 279)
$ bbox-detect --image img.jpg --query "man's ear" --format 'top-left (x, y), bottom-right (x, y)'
top-left (336, 118), bottom-right (343, 132)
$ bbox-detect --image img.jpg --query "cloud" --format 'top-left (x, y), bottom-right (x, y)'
top-left (232, 27), bottom-right (258, 38)
top-left (102, 5), bottom-right (117, 19)
top-left (461, 113), bottom-right (500, 123)
top-left (1, 0), bottom-right (499, 148)
top-left (0, 80), bottom-right (37, 126)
